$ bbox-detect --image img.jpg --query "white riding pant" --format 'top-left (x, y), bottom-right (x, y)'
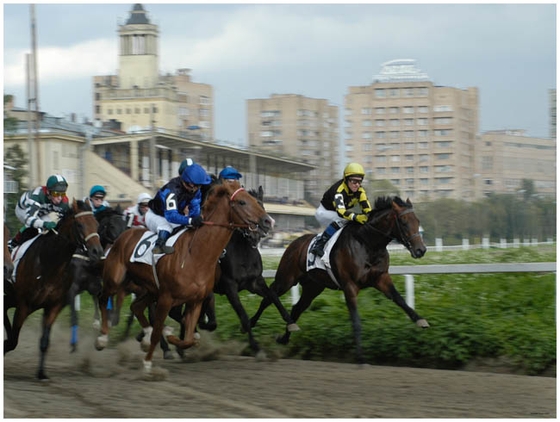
top-left (144, 209), bottom-right (181, 234)
top-left (314, 204), bottom-right (348, 228)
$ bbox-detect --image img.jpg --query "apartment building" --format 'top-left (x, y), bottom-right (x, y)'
top-left (247, 94), bottom-right (339, 204)
top-left (93, 4), bottom-right (214, 140)
top-left (477, 130), bottom-right (556, 198)
top-left (344, 59), bottom-right (479, 202)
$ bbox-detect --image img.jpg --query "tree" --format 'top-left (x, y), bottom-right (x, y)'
top-left (520, 179), bottom-right (536, 201)
top-left (4, 94), bottom-right (18, 134)
top-left (367, 179), bottom-right (400, 199)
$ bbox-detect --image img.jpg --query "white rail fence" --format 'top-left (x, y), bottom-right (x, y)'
top-left (262, 262), bottom-right (557, 308)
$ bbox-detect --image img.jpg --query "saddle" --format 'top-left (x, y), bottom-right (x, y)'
top-left (306, 228), bottom-right (345, 287)
top-left (130, 228), bottom-right (188, 265)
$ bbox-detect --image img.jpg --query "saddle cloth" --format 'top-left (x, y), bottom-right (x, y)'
top-left (10, 234), bottom-right (42, 283)
top-left (129, 228), bottom-right (188, 265)
top-left (306, 227), bottom-right (345, 286)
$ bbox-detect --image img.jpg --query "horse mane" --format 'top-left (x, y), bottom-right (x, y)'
top-left (372, 196), bottom-right (409, 214)
top-left (95, 206), bottom-right (123, 222)
top-left (202, 183), bottom-right (230, 212)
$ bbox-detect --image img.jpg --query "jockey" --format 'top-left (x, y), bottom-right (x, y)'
top-left (218, 166), bottom-right (242, 184)
top-left (310, 163), bottom-right (372, 257)
top-left (87, 185), bottom-right (110, 215)
top-left (145, 162), bottom-right (212, 255)
top-left (124, 192), bottom-right (152, 228)
top-left (11, 174), bottom-right (70, 248)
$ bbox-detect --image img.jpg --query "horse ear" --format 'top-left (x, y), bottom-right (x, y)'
top-left (258, 186), bottom-right (264, 201)
top-left (115, 204), bottom-right (122, 213)
top-left (406, 198), bottom-right (412, 206)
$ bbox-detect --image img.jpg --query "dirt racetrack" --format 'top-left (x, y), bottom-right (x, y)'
top-left (4, 322), bottom-right (556, 418)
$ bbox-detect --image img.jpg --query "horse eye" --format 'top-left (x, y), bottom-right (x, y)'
top-left (239, 200), bottom-right (246, 206)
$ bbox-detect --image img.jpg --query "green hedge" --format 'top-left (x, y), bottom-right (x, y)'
top-left (57, 246), bottom-right (556, 375)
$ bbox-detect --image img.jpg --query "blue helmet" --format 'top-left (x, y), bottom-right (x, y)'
top-left (181, 163), bottom-right (212, 185)
top-left (178, 158), bottom-right (194, 176)
top-left (89, 184), bottom-right (106, 197)
top-left (218, 166), bottom-right (242, 180)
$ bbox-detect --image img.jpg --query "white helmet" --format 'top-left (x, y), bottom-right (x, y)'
top-left (137, 192), bottom-right (151, 205)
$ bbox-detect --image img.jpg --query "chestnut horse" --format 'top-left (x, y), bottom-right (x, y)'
top-left (250, 196), bottom-right (429, 364)
top-left (95, 182), bottom-right (273, 373)
top-left (4, 199), bottom-right (104, 380)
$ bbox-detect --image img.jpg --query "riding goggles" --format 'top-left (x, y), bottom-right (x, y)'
top-left (50, 191), bottom-right (67, 198)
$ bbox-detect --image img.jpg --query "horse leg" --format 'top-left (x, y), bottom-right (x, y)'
top-left (96, 260), bottom-right (126, 350)
top-left (198, 293), bottom-right (217, 331)
top-left (168, 304), bottom-right (186, 358)
top-left (222, 283), bottom-right (260, 353)
top-left (375, 273), bottom-right (430, 328)
top-left (92, 294), bottom-right (101, 330)
top-left (37, 304), bottom-right (65, 380)
top-left (342, 284), bottom-right (366, 364)
top-left (277, 280), bottom-right (324, 345)
top-left (254, 275), bottom-right (300, 332)
top-left (142, 296), bottom-right (173, 374)
top-left (166, 302), bottom-right (202, 350)
top-left (130, 294), bottom-right (155, 352)
top-left (146, 302), bottom-right (174, 360)
top-left (68, 282), bottom-right (80, 353)
top-left (4, 304), bottom-right (28, 354)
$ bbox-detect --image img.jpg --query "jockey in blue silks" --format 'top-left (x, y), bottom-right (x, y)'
top-left (144, 162), bottom-right (212, 254)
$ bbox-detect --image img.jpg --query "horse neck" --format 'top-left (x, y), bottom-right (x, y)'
top-left (363, 209), bottom-right (396, 248)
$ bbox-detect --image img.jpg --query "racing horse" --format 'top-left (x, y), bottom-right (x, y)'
top-left (135, 186), bottom-right (298, 357)
top-left (250, 196), bottom-right (429, 364)
top-left (4, 199), bottom-right (104, 380)
top-left (95, 181), bottom-right (274, 373)
top-left (68, 206), bottom-right (127, 352)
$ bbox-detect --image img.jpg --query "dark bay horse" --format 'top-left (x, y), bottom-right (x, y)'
top-left (251, 196), bottom-right (429, 364)
top-left (4, 199), bottom-right (104, 380)
top-left (68, 206), bottom-right (127, 352)
top-left (95, 182), bottom-right (273, 373)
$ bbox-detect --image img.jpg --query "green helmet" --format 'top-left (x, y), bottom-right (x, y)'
top-left (46, 174), bottom-right (68, 193)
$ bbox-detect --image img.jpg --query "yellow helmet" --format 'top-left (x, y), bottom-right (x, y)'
top-left (343, 163), bottom-right (365, 179)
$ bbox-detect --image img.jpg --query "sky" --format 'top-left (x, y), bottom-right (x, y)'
top-left (3, 2), bottom-right (557, 146)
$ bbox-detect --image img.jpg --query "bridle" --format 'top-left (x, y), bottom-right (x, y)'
top-left (48, 209), bottom-right (100, 252)
top-left (365, 207), bottom-right (421, 253)
top-left (201, 187), bottom-right (261, 232)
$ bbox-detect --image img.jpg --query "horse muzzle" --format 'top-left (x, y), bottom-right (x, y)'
top-left (87, 243), bottom-right (104, 263)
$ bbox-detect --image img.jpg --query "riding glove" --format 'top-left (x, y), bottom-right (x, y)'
top-left (353, 214), bottom-right (368, 224)
top-left (43, 221), bottom-right (57, 230)
top-left (188, 215), bottom-right (204, 227)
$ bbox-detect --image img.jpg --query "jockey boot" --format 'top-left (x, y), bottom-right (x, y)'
top-left (153, 230), bottom-right (174, 255)
top-left (310, 221), bottom-right (340, 257)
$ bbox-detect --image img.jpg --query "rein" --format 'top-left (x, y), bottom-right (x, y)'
top-left (366, 207), bottom-right (419, 253)
top-left (200, 187), bottom-right (259, 231)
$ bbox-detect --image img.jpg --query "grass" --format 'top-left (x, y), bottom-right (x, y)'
top-left (13, 244), bottom-right (557, 375)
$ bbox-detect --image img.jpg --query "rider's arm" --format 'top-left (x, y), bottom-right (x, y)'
top-left (161, 189), bottom-right (191, 226)
top-left (20, 190), bottom-right (48, 229)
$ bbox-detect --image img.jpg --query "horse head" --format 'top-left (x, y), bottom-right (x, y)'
top-left (203, 182), bottom-right (274, 236)
top-left (389, 197), bottom-right (426, 258)
top-left (241, 186), bottom-right (273, 247)
top-left (96, 207), bottom-right (127, 248)
top-left (62, 199), bottom-right (104, 262)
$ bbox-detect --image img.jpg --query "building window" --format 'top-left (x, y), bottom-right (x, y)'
top-left (418, 106), bottom-right (429, 113)
top-left (375, 120), bottom-right (385, 127)
top-left (361, 107), bottom-right (371, 115)
top-left (435, 153), bottom-right (451, 160)
top-left (374, 89), bottom-right (386, 98)
top-left (389, 88), bottom-right (400, 97)
top-left (403, 106), bottom-right (414, 114)
top-left (389, 107), bottom-right (399, 114)
top-left (433, 105), bottom-right (453, 112)
top-left (391, 155), bottom-right (400, 162)
top-left (95, 105), bottom-right (100, 113)
top-left (391, 167), bottom-right (400, 173)
top-left (418, 130), bottom-right (429, 137)
top-left (390, 119), bottom-right (400, 127)
top-left (375, 131), bottom-right (386, 139)
top-left (390, 131), bottom-right (399, 138)
top-left (404, 118), bottom-right (414, 126)
top-left (362, 132), bottom-right (372, 139)
top-left (417, 118), bottom-right (428, 125)
top-left (405, 142), bottom-right (415, 150)
top-left (404, 130), bottom-right (414, 138)
top-left (362, 119), bottom-right (372, 127)
top-left (375, 107), bottom-right (385, 114)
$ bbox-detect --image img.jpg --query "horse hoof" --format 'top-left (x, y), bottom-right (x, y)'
top-left (92, 320), bottom-right (100, 330)
top-left (163, 350), bottom-right (175, 360)
top-left (416, 319), bottom-right (430, 328)
top-left (143, 359), bottom-right (152, 374)
top-left (70, 344), bottom-right (77, 353)
top-left (162, 326), bottom-right (173, 337)
top-left (287, 323), bottom-right (300, 332)
top-left (95, 335), bottom-right (108, 351)
top-left (37, 371), bottom-right (50, 381)
top-left (194, 332), bottom-right (201, 340)
top-left (141, 340), bottom-right (150, 352)
top-left (275, 335), bottom-right (289, 345)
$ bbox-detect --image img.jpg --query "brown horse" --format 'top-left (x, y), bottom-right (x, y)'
top-left (4, 199), bottom-right (104, 380)
top-left (250, 196), bottom-right (429, 364)
top-left (95, 182), bottom-right (273, 373)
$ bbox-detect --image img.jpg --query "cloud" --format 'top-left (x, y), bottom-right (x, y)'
top-left (4, 38), bottom-right (117, 87)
